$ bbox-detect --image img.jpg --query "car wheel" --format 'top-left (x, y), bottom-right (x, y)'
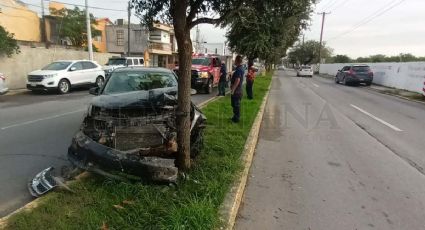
top-left (205, 77), bottom-right (213, 94)
top-left (96, 76), bottom-right (104, 88)
top-left (58, 79), bottom-right (70, 94)
top-left (343, 77), bottom-right (348, 86)
top-left (335, 76), bottom-right (339, 84)
top-left (365, 82), bottom-right (372, 86)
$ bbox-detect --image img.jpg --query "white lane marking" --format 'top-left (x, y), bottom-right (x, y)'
top-left (312, 83), bottom-right (319, 88)
top-left (350, 104), bottom-right (403, 132)
top-left (1, 109), bottom-right (85, 130)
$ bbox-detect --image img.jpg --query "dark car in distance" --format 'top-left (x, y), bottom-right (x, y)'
top-left (335, 65), bottom-right (373, 86)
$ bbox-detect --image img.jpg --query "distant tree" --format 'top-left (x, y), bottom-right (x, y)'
top-left (0, 26), bottom-right (20, 57)
top-left (329, 54), bottom-right (351, 63)
top-left (287, 40), bottom-right (332, 65)
top-left (50, 7), bottom-right (101, 48)
top-left (369, 54), bottom-right (387, 63)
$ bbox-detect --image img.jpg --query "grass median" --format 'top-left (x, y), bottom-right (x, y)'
top-left (5, 73), bottom-right (272, 230)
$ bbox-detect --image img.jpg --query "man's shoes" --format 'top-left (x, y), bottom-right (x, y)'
top-left (230, 118), bottom-right (240, 123)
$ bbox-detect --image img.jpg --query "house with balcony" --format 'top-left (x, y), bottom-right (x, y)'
top-left (105, 21), bottom-right (177, 68)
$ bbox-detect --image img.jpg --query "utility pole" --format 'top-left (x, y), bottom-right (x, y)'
top-left (317, 12), bottom-right (330, 64)
top-left (85, 0), bottom-right (93, 60)
top-left (41, 0), bottom-right (46, 43)
top-left (127, 1), bottom-right (131, 57)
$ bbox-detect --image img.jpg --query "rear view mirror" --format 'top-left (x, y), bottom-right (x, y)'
top-left (69, 67), bottom-right (77, 71)
top-left (89, 87), bottom-right (100, 95)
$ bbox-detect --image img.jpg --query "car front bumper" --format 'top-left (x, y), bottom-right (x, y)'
top-left (191, 77), bottom-right (209, 88)
top-left (26, 84), bottom-right (57, 91)
top-left (68, 131), bottom-right (178, 183)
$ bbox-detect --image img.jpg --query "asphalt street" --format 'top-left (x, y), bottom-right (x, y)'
top-left (236, 70), bottom-right (425, 229)
top-left (0, 87), bottom-right (218, 217)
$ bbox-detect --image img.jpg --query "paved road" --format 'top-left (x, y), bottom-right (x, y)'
top-left (0, 88), bottom-right (218, 217)
top-left (236, 70), bottom-right (425, 229)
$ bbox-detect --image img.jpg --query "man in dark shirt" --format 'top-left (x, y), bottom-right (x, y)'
top-left (230, 55), bottom-right (244, 123)
top-left (218, 61), bottom-right (227, 96)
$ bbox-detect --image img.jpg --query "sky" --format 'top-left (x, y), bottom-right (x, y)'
top-left (22, 0), bottom-right (425, 58)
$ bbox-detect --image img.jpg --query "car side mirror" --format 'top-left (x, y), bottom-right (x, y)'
top-left (89, 87), bottom-right (100, 95)
top-left (69, 66), bottom-right (77, 71)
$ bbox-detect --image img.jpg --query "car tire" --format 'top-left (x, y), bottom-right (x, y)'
top-left (205, 77), bottom-right (213, 94)
top-left (335, 76), bottom-right (339, 84)
top-left (190, 129), bottom-right (204, 158)
top-left (343, 77), bottom-right (348, 86)
top-left (365, 82), bottom-right (372, 86)
top-left (58, 79), bottom-right (71, 94)
top-left (95, 76), bottom-right (105, 88)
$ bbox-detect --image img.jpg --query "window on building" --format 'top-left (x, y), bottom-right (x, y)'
top-left (116, 30), bottom-right (124, 46)
top-left (126, 59), bottom-right (133, 66)
top-left (134, 59), bottom-right (139, 65)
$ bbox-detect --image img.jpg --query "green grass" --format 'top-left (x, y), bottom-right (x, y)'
top-left (5, 74), bottom-right (272, 230)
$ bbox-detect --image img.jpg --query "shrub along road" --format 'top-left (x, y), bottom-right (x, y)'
top-left (2, 75), bottom-right (272, 229)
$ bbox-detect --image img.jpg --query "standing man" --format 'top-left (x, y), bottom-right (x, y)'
top-left (218, 61), bottom-right (227, 96)
top-left (246, 60), bottom-right (256, 100)
top-left (230, 55), bottom-right (244, 123)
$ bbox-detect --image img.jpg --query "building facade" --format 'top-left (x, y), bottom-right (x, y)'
top-left (0, 0), bottom-right (40, 42)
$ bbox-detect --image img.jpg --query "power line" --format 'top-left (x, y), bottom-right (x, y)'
top-left (319, 0), bottom-right (338, 12)
top-left (328, 0), bottom-right (351, 12)
top-left (45, 0), bottom-right (127, 12)
top-left (327, 0), bottom-right (406, 41)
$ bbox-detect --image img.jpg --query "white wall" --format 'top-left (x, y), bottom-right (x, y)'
top-left (0, 46), bottom-right (114, 90)
top-left (319, 62), bottom-right (425, 94)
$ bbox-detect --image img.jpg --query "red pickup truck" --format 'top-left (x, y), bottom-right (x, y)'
top-left (174, 56), bottom-right (222, 94)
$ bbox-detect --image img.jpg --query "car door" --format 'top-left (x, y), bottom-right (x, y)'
top-left (82, 61), bottom-right (99, 84)
top-left (339, 66), bottom-right (349, 80)
top-left (67, 62), bottom-right (84, 85)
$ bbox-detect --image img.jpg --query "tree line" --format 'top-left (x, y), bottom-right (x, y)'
top-left (327, 53), bottom-right (425, 63)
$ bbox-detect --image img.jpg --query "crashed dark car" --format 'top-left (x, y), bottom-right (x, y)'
top-left (67, 67), bottom-right (206, 183)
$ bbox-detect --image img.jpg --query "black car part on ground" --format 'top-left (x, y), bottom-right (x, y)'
top-left (68, 88), bottom-right (206, 183)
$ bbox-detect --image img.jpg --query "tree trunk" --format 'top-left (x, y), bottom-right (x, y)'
top-left (173, 8), bottom-right (192, 171)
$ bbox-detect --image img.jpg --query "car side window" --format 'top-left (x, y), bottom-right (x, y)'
top-left (342, 66), bottom-right (350, 71)
top-left (71, 62), bottom-right (83, 71)
top-left (126, 59), bottom-right (133, 66)
top-left (134, 59), bottom-right (139, 65)
top-left (82, 61), bottom-right (97, 69)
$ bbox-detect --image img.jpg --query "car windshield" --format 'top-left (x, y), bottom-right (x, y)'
top-left (192, 58), bottom-right (210, 66)
top-left (42, 62), bottom-right (72, 70)
top-left (107, 58), bottom-right (126, 66)
top-left (103, 71), bottom-right (177, 94)
top-left (353, 66), bottom-right (370, 72)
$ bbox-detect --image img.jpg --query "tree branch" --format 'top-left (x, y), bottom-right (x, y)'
top-left (187, 0), bottom-right (244, 29)
top-left (187, 0), bottom-right (204, 22)
top-left (189, 17), bottom-right (221, 28)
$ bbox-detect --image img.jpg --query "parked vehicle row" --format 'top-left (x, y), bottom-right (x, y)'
top-left (335, 65), bottom-right (373, 86)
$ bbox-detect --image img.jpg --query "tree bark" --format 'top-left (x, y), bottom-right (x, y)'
top-left (172, 3), bottom-right (192, 171)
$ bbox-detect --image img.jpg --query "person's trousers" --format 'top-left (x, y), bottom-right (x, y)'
top-left (231, 94), bottom-right (241, 122)
top-left (246, 80), bottom-right (254, 99)
top-left (218, 81), bottom-right (226, 95)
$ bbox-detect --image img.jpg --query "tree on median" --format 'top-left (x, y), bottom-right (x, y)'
top-left (131, 0), bottom-right (244, 170)
top-left (226, 0), bottom-right (315, 69)
top-left (0, 25), bottom-right (20, 57)
top-left (287, 40), bottom-right (332, 65)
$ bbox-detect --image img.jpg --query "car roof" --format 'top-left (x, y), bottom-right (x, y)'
top-left (54, 60), bottom-right (96, 63)
top-left (113, 66), bottom-right (173, 73)
top-left (351, 64), bottom-right (369, 67)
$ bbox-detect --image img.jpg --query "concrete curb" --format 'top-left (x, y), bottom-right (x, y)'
top-left (219, 78), bottom-right (273, 230)
top-left (0, 94), bottom-right (222, 229)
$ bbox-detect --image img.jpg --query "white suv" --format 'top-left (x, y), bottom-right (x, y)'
top-left (103, 57), bottom-right (145, 77)
top-left (27, 60), bottom-right (105, 94)
top-left (0, 73), bottom-right (9, 95)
